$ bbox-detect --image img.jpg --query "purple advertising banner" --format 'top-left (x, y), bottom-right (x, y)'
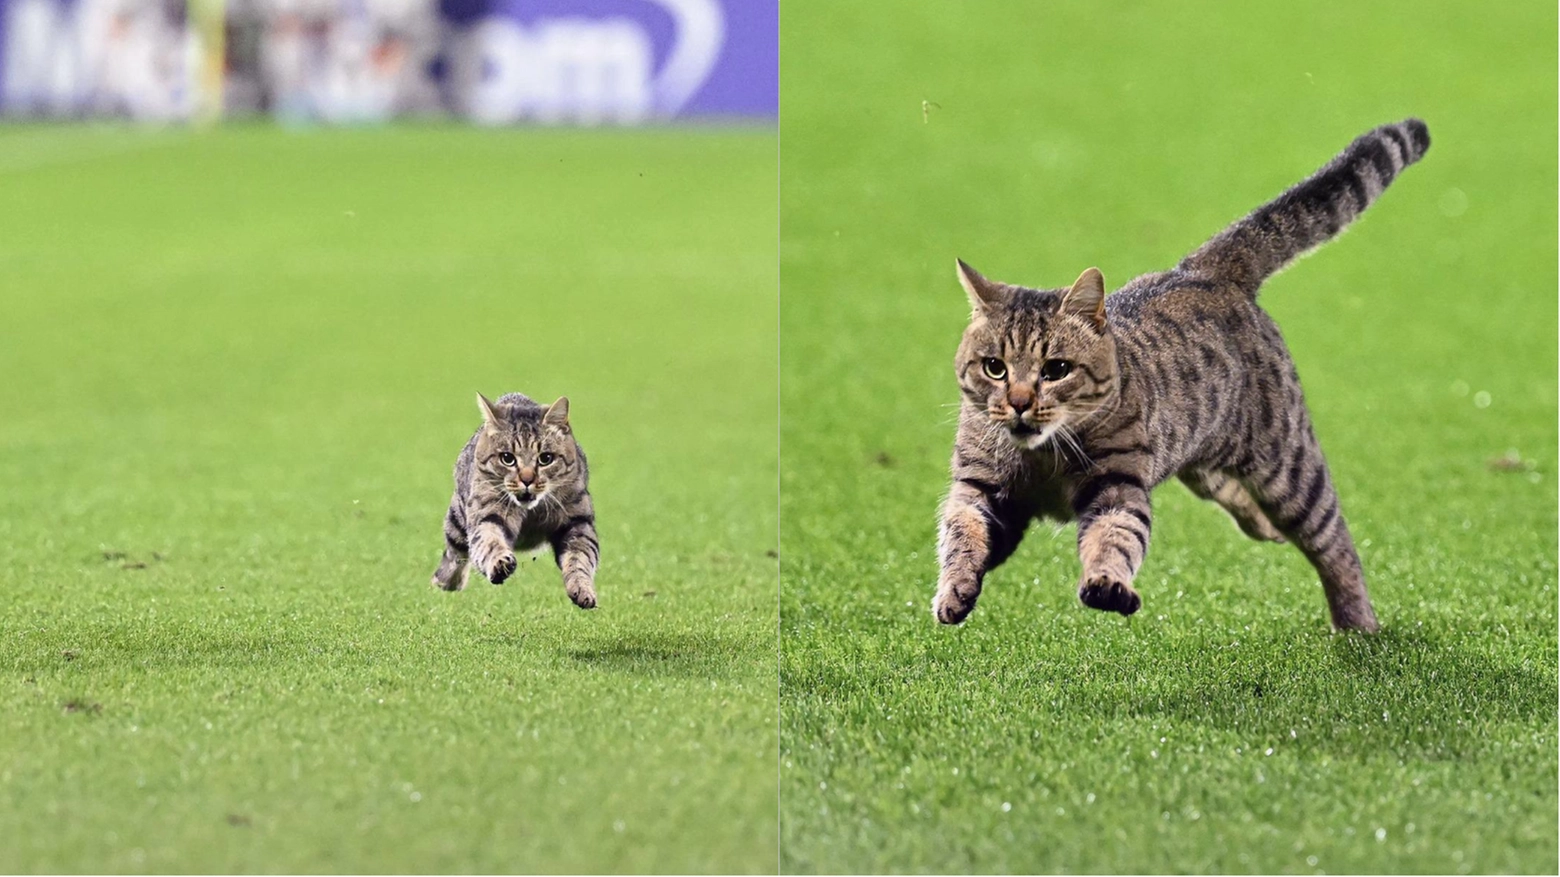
top-left (0, 0), bottom-right (777, 124)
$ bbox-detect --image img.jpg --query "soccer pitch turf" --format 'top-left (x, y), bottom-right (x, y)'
top-left (0, 124), bottom-right (778, 873)
top-left (778, 0), bottom-right (1557, 872)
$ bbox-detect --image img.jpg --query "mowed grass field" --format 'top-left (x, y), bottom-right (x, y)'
top-left (0, 125), bottom-right (777, 872)
top-left (779, 1), bottom-right (1555, 873)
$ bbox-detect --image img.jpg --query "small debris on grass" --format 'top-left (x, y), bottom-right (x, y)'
top-left (61, 698), bottom-right (102, 715)
top-left (1487, 449), bottom-right (1536, 473)
top-left (642, 591), bottom-right (657, 598)
top-left (226, 813), bottom-right (251, 827)
top-left (764, 549), bottom-right (778, 559)
top-left (102, 549), bottom-right (165, 569)
top-left (874, 451), bottom-right (896, 468)
top-left (921, 100), bottom-right (941, 123)
top-left (61, 650), bottom-right (77, 661)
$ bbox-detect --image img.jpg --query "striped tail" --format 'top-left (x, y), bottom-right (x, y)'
top-left (1178, 119), bottom-right (1430, 297)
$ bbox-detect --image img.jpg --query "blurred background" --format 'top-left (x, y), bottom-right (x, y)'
top-left (0, 0), bottom-right (776, 125)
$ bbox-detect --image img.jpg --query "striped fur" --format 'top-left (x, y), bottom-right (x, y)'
top-left (1180, 119), bottom-right (1430, 296)
top-left (934, 119), bottom-right (1431, 632)
top-left (432, 391), bottom-right (599, 610)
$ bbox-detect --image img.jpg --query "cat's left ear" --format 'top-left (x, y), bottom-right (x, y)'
top-left (956, 258), bottom-right (1008, 312)
top-left (543, 396), bottom-right (570, 430)
top-left (1061, 267), bottom-right (1107, 329)
top-left (476, 392), bottom-right (502, 426)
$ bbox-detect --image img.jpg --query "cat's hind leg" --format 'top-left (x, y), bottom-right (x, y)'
top-left (1179, 469), bottom-right (1285, 543)
top-left (1243, 436), bottom-right (1379, 632)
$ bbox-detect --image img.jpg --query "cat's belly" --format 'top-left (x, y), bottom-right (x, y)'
top-left (513, 531), bottom-right (551, 553)
top-left (1018, 472), bottom-right (1079, 523)
top-left (511, 507), bottom-right (565, 553)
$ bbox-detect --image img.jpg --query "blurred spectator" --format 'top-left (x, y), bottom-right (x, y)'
top-left (0, 0), bottom-right (775, 124)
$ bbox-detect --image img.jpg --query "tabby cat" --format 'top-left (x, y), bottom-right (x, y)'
top-left (432, 392), bottom-right (599, 609)
top-left (934, 119), bottom-right (1431, 632)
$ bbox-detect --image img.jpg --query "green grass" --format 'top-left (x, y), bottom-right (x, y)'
top-left (0, 124), bottom-right (778, 873)
top-left (779, 0), bottom-right (1556, 873)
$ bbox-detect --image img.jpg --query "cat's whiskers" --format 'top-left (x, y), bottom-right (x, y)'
top-left (541, 490), bottom-right (567, 516)
top-left (1055, 423), bottom-right (1093, 470)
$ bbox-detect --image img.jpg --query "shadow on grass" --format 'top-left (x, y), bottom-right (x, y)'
top-left (565, 629), bottom-right (752, 679)
top-left (790, 621), bottom-right (1556, 762)
top-left (1054, 626), bottom-right (1555, 758)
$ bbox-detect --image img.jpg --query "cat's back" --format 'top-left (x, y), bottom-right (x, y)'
top-left (1105, 271), bottom-right (1296, 475)
top-left (1106, 270), bottom-right (1286, 369)
top-left (1107, 271), bottom-right (1256, 332)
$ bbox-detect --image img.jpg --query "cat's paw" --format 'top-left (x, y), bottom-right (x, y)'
top-left (486, 553), bottom-right (517, 585)
top-left (566, 579), bottom-right (597, 610)
top-left (932, 584), bottom-right (977, 625)
top-left (1079, 575), bottom-right (1141, 616)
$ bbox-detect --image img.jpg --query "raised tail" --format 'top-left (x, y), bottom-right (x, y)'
top-left (1177, 119), bottom-right (1430, 297)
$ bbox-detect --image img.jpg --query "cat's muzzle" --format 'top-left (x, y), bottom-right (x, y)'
top-left (1007, 419), bottom-right (1056, 451)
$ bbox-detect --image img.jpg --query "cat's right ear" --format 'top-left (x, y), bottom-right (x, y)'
top-left (1061, 267), bottom-right (1107, 329)
top-left (956, 258), bottom-right (1007, 312)
top-left (476, 392), bottom-right (501, 426)
top-left (543, 396), bottom-right (570, 429)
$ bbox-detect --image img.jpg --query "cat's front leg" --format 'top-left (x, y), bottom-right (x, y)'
top-left (467, 505), bottom-right (518, 585)
top-left (550, 515), bottom-right (599, 609)
top-left (432, 500), bottom-right (472, 591)
top-left (1071, 470), bottom-right (1153, 616)
top-left (933, 479), bottom-right (1002, 624)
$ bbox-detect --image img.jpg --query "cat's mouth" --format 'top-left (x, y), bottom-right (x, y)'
top-left (1006, 419), bottom-right (1058, 450)
top-left (508, 489), bottom-right (543, 508)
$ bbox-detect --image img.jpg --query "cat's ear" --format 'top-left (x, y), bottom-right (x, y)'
top-left (476, 392), bottom-right (501, 426)
top-left (1061, 267), bottom-right (1107, 328)
top-left (543, 396), bottom-right (570, 429)
top-left (956, 258), bottom-right (1007, 312)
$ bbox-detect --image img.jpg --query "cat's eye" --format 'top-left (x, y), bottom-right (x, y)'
top-left (1040, 359), bottom-right (1073, 382)
top-left (538, 452), bottom-right (557, 466)
top-left (498, 451), bottom-right (516, 466)
top-left (981, 358), bottom-right (1008, 380)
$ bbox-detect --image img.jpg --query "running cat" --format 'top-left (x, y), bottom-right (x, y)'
top-left (433, 392), bottom-right (599, 609)
top-left (934, 119), bottom-right (1431, 632)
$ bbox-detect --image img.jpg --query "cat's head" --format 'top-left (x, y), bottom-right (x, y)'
top-left (473, 393), bottom-right (585, 508)
top-left (953, 260), bottom-right (1119, 451)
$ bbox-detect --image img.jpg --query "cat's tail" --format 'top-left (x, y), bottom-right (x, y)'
top-left (1177, 119), bottom-right (1430, 298)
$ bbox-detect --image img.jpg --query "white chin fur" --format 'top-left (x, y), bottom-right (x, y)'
top-left (1012, 423), bottom-right (1062, 451)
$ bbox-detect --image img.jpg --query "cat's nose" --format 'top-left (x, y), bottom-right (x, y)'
top-left (1008, 387), bottom-right (1034, 413)
top-left (518, 466), bottom-right (537, 484)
